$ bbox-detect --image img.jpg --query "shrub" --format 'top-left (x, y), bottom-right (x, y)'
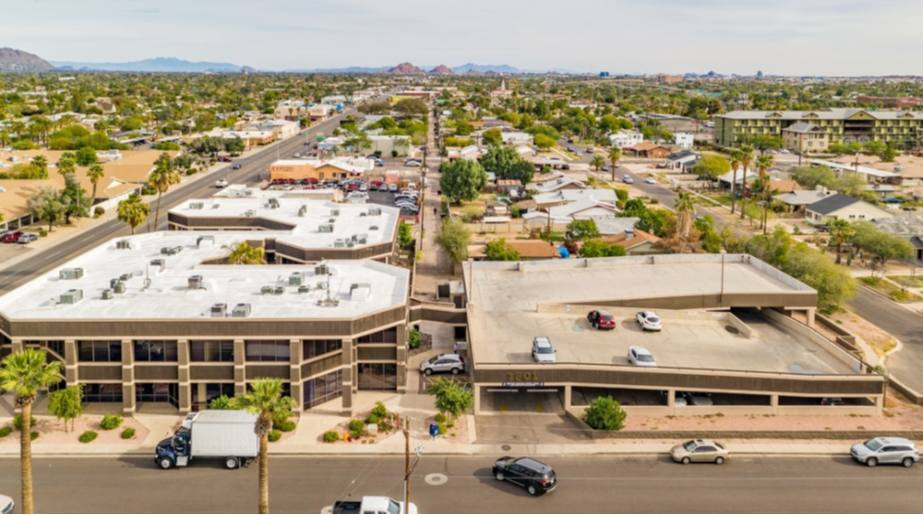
top-left (0, 427), bottom-right (12, 438)
top-left (268, 429), bottom-right (282, 442)
top-left (584, 395), bottom-right (627, 432)
top-left (121, 427), bottom-right (136, 439)
top-left (365, 414), bottom-right (380, 425)
top-left (371, 401), bottom-right (388, 420)
top-left (39, 230), bottom-right (48, 237)
top-left (446, 420), bottom-right (455, 429)
top-left (13, 415), bottom-right (36, 431)
top-left (186, 169), bottom-right (196, 176)
top-left (348, 419), bottom-right (365, 433)
top-left (434, 413), bottom-right (447, 424)
top-left (377, 421), bottom-right (393, 433)
top-left (209, 395), bottom-right (238, 410)
top-left (272, 408), bottom-right (294, 430)
top-left (437, 423), bottom-right (447, 435)
top-left (100, 414), bottom-right (123, 430)
top-left (141, 185), bottom-right (157, 196)
top-left (79, 430), bottom-right (98, 443)
top-left (278, 420), bottom-right (296, 432)
top-left (392, 150), bottom-right (398, 157)
top-left (94, 206), bottom-right (105, 218)
top-left (408, 329), bottom-right (421, 350)
top-left (323, 430), bottom-right (339, 443)
top-left (30, 431), bottom-right (39, 441)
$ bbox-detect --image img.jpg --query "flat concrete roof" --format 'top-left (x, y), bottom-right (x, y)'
top-left (0, 231), bottom-right (409, 322)
top-left (169, 198), bottom-right (398, 251)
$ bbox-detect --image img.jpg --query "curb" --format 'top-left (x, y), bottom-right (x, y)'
top-left (0, 450), bottom-right (852, 459)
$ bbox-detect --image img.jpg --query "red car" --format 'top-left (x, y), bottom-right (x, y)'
top-left (307, 177), bottom-right (319, 184)
top-left (346, 182), bottom-right (359, 191)
top-left (1, 231), bottom-right (24, 243)
top-left (587, 310), bottom-right (616, 330)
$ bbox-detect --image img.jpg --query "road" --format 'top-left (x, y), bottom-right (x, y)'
top-left (0, 109), bottom-right (357, 296)
top-left (848, 286), bottom-right (923, 395)
top-left (1, 456), bottom-right (921, 513)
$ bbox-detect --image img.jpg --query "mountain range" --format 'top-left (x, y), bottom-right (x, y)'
top-left (50, 57), bottom-right (243, 72)
top-left (0, 48), bottom-right (55, 72)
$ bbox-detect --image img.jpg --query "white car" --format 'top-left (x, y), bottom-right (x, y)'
top-left (645, 177), bottom-right (656, 184)
top-left (627, 346), bottom-right (656, 367)
top-left (636, 311), bottom-right (662, 331)
top-left (405, 160), bottom-right (422, 167)
top-left (215, 179), bottom-right (228, 188)
top-left (0, 494), bottom-right (13, 515)
top-left (532, 337), bottom-right (556, 363)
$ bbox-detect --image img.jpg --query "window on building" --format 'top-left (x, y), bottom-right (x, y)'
top-left (78, 341), bottom-right (122, 362)
top-left (303, 339), bottom-right (342, 360)
top-left (859, 215), bottom-right (866, 219)
top-left (136, 383), bottom-right (179, 408)
top-left (134, 340), bottom-right (178, 362)
top-left (190, 340), bottom-right (234, 362)
top-left (357, 363), bottom-right (397, 391)
top-left (357, 327), bottom-right (398, 344)
top-left (245, 340), bottom-right (290, 362)
top-left (303, 370), bottom-right (343, 409)
top-left (191, 383), bottom-right (236, 411)
top-left (82, 383), bottom-right (123, 403)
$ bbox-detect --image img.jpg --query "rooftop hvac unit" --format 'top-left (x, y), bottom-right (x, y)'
top-left (261, 285), bottom-right (274, 295)
top-left (369, 225), bottom-right (379, 231)
top-left (273, 286), bottom-right (285, 295)
top-left (368, 207), bottom-right (381, 216)
top-left (359, 212), bottom-right (367, 217)
top-left (317, 297), bottom-right (339, 307)
top-left (330, 209), bottom-right (340, 217)
top-left (316, 281), bottom-right (328, 290)
top-left (59, 267), bottom-right (84, 280)
top-left (319, 224), bottom-right (334, 233)
top-left (244, 210), bottom-right (256, 217)
top-left (231, 303), bottom-right (251, 317)
top-left (197, 235), bottom-right (215, 249)
top-left (116, 239), bottom-right (132, 249)
top-left (188, 275), bottom-right (203, 290)
top-left (113, 282), bottom-right (127, 294)
top-left (211, 203), bottom-right (220, 209)
top-left (298, 285), bottom-right (311, 294)
top-left (289, 273), bottom-right (303, 286)
top-left (101, 289), bottom-right (113, 300)
top-left (120, 273), bottom-right (132, 281)
top-left (161, 246), bottom-right (183, 255)
top-left (243, 189), bottom-right (253, 197)
top-left (150, 259), bottom-right (165, 272)
top-left (334, 239), bottom-right (346, 248)
top-left (349, 283), bottom-right (371, 301)
top-left (59, 289), bottom-right (83, 304)
top-left (110, 278), bottom-right (121, 288)
top-left (314, 262), bottom-right (328, 275)
top-left (210, 303), bottom-right (227, 318)
top-left (346, 239), bottom-right (355, 248)
top-left (298, 205), bottom-right (308, 217)
top-left (189, 202), bottom-right (204, 209)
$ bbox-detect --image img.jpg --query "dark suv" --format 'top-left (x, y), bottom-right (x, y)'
top-left (492, 457), bottom-right (557, 496)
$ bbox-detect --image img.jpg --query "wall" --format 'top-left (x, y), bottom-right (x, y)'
top-left (762, 308), bottom-right (864, 372)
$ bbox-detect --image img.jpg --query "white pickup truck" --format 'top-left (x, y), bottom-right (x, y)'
top-left (330, 496), bottom-right (417, 514)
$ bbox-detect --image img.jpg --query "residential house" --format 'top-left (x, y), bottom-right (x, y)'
top-left (804, 193), bottom-right (893, 226)
top-left (468, 240), bottom-right (561, 261)
top-left (663, 150), bottom-right (698, 171)
top-left (590, 217), bottom-right (641, 236)
top-left (774, 187), bottom-right (837, 213)
top-left (674, 132), bottom-right (694, 149)
top-left (533, 188), bottom-right (618, 210)
top-left (515, 145), bottom-right (535, 162)
top-left (500, 131), bottom-right (533, 147)
top-left (526, 174), bottom-right (586, 194)
top-left (599, 228), bottom-right (662, 255)
top-left (626, 142), bottom-right (671, 159)
top-left (782, 123), bottom-right (829, 154)
top-left (548, 197), bottom-right (620, 220)
top-left (809, 159), bottom-right (901, 184)
top-left (609, 130), bottom-right (644, 149)
top-left (864, 183), bottom-right (898, 201)
top-left (873, 215), bottom-right (923, 262)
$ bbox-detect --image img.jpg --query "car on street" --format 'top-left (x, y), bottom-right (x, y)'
top-left (17, 233), bottom-right (38, 244)
top-left (670, 439), bottom-right (730, 465)
top-left (532, 337), bottom-right (556, 363)
top-left (645, 177), bottom-right (656, 184)
top-left (586, 147), bottom-right (594, 153)
top-left (232, 164), bottom-right (241, 170)
top-left (492, 457), bottom-right (557, 496)
top-left (601, 166), bottom-right (609, 172)
top-left (623, 176), bottom-right (634, 184)
top-left (682, 392), bottom-right (713, 406)
top-left (636, 310), bottom-right (662, 331)
top-left (627, 346), bottom-right (656, 367)
top-left (405, 160), bottom-right (422, 167)
top-left (215, 179), bottom-right (228, 188)
top-left (851, 437), bottom-right (919, 467)
top-left (1, 231), bottom-right (23, 243)
top-left (586, 310), bottom-right (616, 330)
top-left (575, 152), bottom-right (582, 157)
top-left (567, 146), bottom-right (574, 152)
top-left (0, 493), bottom-right (14, 514)
top-left (419, 353), bottom-right (465, 376)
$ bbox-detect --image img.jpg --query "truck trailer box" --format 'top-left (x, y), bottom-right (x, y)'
top-left (188, 411), bottom-right (259, 458)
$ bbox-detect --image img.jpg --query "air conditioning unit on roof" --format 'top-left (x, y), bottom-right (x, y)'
top-left (232, 303), bottom-right (251, 317)
top-left (59, 289), bottom-right (83, 304)
top-left (210, 303), bottom-right (227, 318)
top-left (189, 202), bottom-right (204, 209)
top-left (59, 268), bottom-right (84, 280)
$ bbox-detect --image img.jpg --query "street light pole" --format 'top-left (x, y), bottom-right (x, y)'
top-left (720, 250), bottom-right (727, 305)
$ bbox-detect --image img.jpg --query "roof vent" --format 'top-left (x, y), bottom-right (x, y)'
top-left (113, 282), bottom-right (127, 294)
top-left (59, 267), bottom-right (84, 280)
top-left (120, 273), bottom-right (132, 281)
top-left (244, 210), bottom-right (256, 217)
top-left (369, 225), bottom-right (379, 230)
top-left (314, 261), bottom-right (329, 276)
top-left (298, 205), bottom-right (308, 217)
top-left (261, 285), bottom-right (274, 295)
top-left (368, 207), bottom-right (382, 216)
top-left (330, 209), bottom-right (340, 217)
top-left (289, 272), bottom-right (304, 286)
top-left (210, 303), bottom-right (227, 318)
top-left (298, 285), bottom-right (311, 294)
top-left (231, 303), bottom-right (251, 317)
top-left (59, 289), bottom-right (83, 304)
top-left (273, 286), bottom-right (285, 295)
top-left (267, 198), bottom-right (280, 209)
top-left (211, 203), bottom-right (220, 209)
top-left (161, 246), bottom-right (183, 255)
top-left (189, 202), bottom-right (204, 209)
top-left (197, 235), bottom-right (215, 249)
top-left (150, 259), bottom-right (165, 273)
top-left (188, 275), bottom-right (203, 290)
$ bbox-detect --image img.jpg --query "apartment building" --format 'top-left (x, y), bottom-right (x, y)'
top-left (715, 108), bottom-right (923, 149)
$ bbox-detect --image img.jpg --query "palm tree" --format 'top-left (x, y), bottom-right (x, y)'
top-left (739, 145), bottom-right (754, 220)
top-left (0, 130), bottom-right (11, 147)
top-left (57, 157), bottom-right (76, 177)
top-left (728, 149), bottom-right (743, 215)
top-left (10, 121), bottom-right (26, 141)
top-left (31, 155), bottom-right (49, 179)
top-left (755, 154), bottom-right (775, 233)
top-left (608, 147), bottom-right (622, 181)
top-left (590, 155), bottom-right (605, 171)
top-left (673, 192), bottom-right (697, 253)
top-left (117, 192), bottom-right (150, 234)
top-left (0, 349), bottom-right (64, 514)
top-left (148, 153), bottom-right (181, 232)
top-left (87, 164), bottom-right (105, 203)
top-left (235, 378), bottom-right (296, 515)
top-left (226, 241), bottom-right (267, 264)
top-left (828, 219), bottom-right (856, 265)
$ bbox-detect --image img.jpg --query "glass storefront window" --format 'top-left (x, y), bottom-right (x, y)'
top-left (82, 383), bottom-right (123, 403)
top-left (357, 363), bottom-right (397, 391)
top-left (303, 370), bottom-right (343, 409)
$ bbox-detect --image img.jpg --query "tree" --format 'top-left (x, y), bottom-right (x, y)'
top-left (590, 155), bottom-right (606, 171)
top-left (234, 378), bottom-right (297, 515)
top-left (398, 220), bottom-right (413, 249)
top-left (149, 153), bottom-right (181, 232)
top-left (739, 145), bottom-right (754, 220)
top-left (481, 128), bottom-right (502, 146)
top-left (0, 349), bottom-right (64, 514)
top-left (31, 155), bottom-right (49, 179)
top-left (60, 173), bottom-right (90, 224)
top-left (608, 147), bottom-right (622, 181)
top-left (153, 141), bottom-right (182, 151)
top-left (791, 165), bottom-right (837, 190)
top-left (693, 154), bottom-right (731, 184)
top-left (728, 149), bottom-right (743, 214)
top-left (485, 238), bottom-right (520, 261)
top-left (851, 221), bottom-right (914, 279)
top-left (835, 173), bottom-right (867, 198)
top-left (117, 192), bottom-right (150, 234)
top-left (48, 385), bottom-right (84, 433)
top-left (437, 218), bottom-right (471, 265)
top-left (673, 192), bottom-right (698, 252)
top-left (881, 143), bottom-right (897, 163)
top-left (584, 395), bottom-right (627, 431)
top-left (87, 164), bottom-right (105, 203)
top-left (755, 154), bottom-right (775, 233)
top-left (566, 219), bottom-right (601, 242)
top-left (533, 133), bottom-right (556, 149)
top-left (426, 377), bottom-right (473, 420)
top-left (455, 120), bottom-right (475, 136)
top-left (863, 141), bottom-right (886, 157)
top-left (828, 219), bottom-right (856, 265)
top-left (579, 239), bottom-right (627, 258)
top-left (226, 241), bottom-right (267, 265)
top-left (393, 98), bottom-right (428, 117)
top-left (28, 186), bottom-right (66, 232)
top-left (480, 146), bottom-right (520, 177)
top-left (440, 158), bottom-right (487, 204)
top-left (75, 146), bottom-right (98, 167)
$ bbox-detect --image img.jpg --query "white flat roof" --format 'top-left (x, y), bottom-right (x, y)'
top-left (170, 198), bottom-right (398, 251)
top-left (0, 232), bottom-right (409, 321)
top-left (810, 159), bottom-right (900, 179)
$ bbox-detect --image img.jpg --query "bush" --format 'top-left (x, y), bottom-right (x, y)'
top-left (323, 430), bottom-right (339, 443)
top-left (186, 169), bottom-right (196, 176)
top-left (278, 420), bottom-right (296, 432)
top-left (208, 395), bottom-right (238, 410)
top-left (437, 423), bottom-right (447, 435)
top-left (13, 415), bottom-right (36, 431)
top-left (446, 420), bottom-right (455, 429)
top-left (0, 427), bottom-right (12, 438)
top-left (94, 206), bottom-right (105, 218)
top-left (348, 419), bottom-right (365, 433)
top-left (377, 421), bottom-right (393, 433)
top-left (268, 429), bottom-right (282, 442)
top-left (30, 431), bottom-right (39, 441)
top-left (365, 414), bottom-right (380, 425)
top-left (408, 329), bottom-right (421, 350)
top-left (39, 230), bottom-right (48, 237)
top-left (371, 401), bottom-right (388, 420)
top-left (584, 395), bottom-right (627, 431)
top-left (121, 427), bottom-right (136, 439)
top-left (392, 150), bottom-right (398, 157)
top-left (434, 413), bottom-right (447, 424)
top-left (141, 185), bottom-right (157, 196)
top-left (100, 414), bottom-right (123, 430)
top-left (79, 431), bottom-right (98, 443)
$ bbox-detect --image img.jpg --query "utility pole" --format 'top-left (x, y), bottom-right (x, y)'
top-left (403, 416), bottom-right (410, 514)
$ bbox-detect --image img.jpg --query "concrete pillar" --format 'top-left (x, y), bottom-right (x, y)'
top-left (341, 338), bottom-right (354, 413)
top-left (875, 395), bottom-right (884, 414)
top-left (121, 340), bottom-right (135, 416)
top-left (177, 340), bottom-right (191, 414)
top-left (666, 389), bottom-right (676, 416)
top-left (396, 324), bottom-right (407, 394)
top-left (770, 394), bottom-right (779, 415)
top-left (233, 339), bottom-right (246, 395)
top-left (563, 385), bottom-right (572, 410)
top-left (10, 339), bottom-right (24, 354)
top-left (289, 339), bottom-right (303, 413)
top-left (473, 385), bottom-right (481, 415)
top-left (805, 308), bottom-right (816, 329)
top-left (64, 340), bottom-right (78, 385)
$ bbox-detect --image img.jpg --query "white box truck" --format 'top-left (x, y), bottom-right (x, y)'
top-left (155, 411), bottom-right (259, 470)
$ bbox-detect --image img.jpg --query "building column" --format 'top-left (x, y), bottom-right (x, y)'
top-left (289, 339), bottom-right (303, 414)
top-left (64, 340), bottom-right (78, 385)
top-left (121, 339), bottom-right (135, 416)
top-left (563, 385), bottom-right (572, 410)
top-left (666, 389), bottom-right (676, 416)
top-left (396, 324), bottom-right (407, 394)
top-left (805, 308), bottom-right (816, 329)
top-left (177, 340), bottom-right (191, 415)
top-left (875, 394), bottom-right (884, 415)
top-left (473, 385), bottom-right (482, 415)
top-left (10, 339), bottom-right (24, 354)
top-left (340, 338), bottom-right (354, 415)
top-left (234, 339), bottom-right (246, 395)
top-left (770, 394), bottom-right (779, 415)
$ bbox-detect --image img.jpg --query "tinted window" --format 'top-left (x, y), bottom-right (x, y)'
top-left (682, 441), bottom-right (697, 451)
top-left (190, 340), bottom-right (234, 362)
top-left (648, 317), bottom-right (660, 323)
top-left (134, 340), bottom-right (178, 362)
top-left (245, 340), bottom-right (290, 362)
top-left (636, 354), bottom-right (655, 362)
top-left (697, 446), bottom-right (717, 452)
top-left (864, 439), bottom-right (884, 452)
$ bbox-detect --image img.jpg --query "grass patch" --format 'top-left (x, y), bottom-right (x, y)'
top-left (889, 289), bottom-right (921, 303)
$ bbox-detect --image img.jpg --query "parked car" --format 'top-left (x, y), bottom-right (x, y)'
top-left (645, 177), bottom-right (656, 184)
top-left (419, 353), bottom-right (465, 376)
top-left (851, 437), bottom-right (919, 467)
top-left (359, 183), bottom-right (369, 192)
top-left (819, 397), bottom-right (844, 406)
top-left (388, 184), bottom-right (399, 193)
top-left (17, 233), bottom-right (38, 244)
top-left (682, 392), bottom-right (713, 406)
top-left (601, 166), bottom-right (609, 172)
top-left (215, 179), bottom-right (229, 188)
top-left (532, 337), bottom-right (556, 363)
top-left (492, 457), bottom-right (557, 496)
top-left (1, 231), bottom-right (23, 243)
top-left (567, 146), bottom-right (574, 152)
top-left (636, 311), bottom-right (662, 331)
top-left (586, 147), bottom-right (594, 153)
top-left (670, 439), bottom-right (730, 465)
top-left (586, 310), bottom-right (616, 330)
top-left (627, 346), bottom-right (656, 367)
top-left (0, 493), bottom-right (13, 514)
top-left (623, 176), bottom-right (634, 184)
top-left (405, 160), bottom-right (422, 167)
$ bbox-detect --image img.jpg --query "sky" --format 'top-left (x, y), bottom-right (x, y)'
top-left (3, 0), bottom-right (923, 75)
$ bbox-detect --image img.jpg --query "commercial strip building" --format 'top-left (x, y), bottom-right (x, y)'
top-left (462, 256), bottom-right (884, 417)
top-left (714, 108), bottom-right (923, 149)
top-left (268, 158), bottom-right (376, 182)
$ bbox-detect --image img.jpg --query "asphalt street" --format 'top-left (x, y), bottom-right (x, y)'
top-left (0, 109), bottom-right (356, 296)
top-left (1, 456), bottom-right (921, 513)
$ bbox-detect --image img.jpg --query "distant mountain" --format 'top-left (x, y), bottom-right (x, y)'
top-left (282, 66), bottom-right (391, 73)
top-left (452, 63), bottom-right (520, 74)
top-left (389, 62), bottom-right (425, 74)
top-left (429, 64), bottom-right (454, 74)
top-left (0, 48), bottom-right (55, 72)
top-left (49, 57), bottom-right (241, 72)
